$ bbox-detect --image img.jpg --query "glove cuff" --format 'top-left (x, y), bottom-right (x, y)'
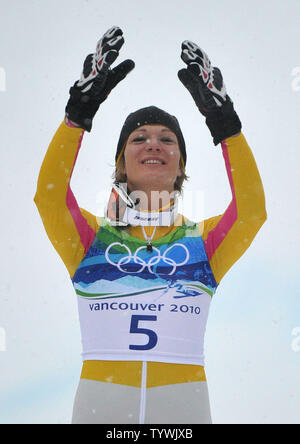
top-left (65, 81), bottom-right (107, 132)
top-left (65, 85), bottom-right (93, 132)
top-left (205, 97), bottom-right (242, 145)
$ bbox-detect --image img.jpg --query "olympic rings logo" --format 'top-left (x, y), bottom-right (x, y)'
top-left (105, 243), bottom-right (190, 275)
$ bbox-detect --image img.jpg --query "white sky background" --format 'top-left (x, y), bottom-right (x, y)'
top-left (0, 0), bottom-right (299, 424)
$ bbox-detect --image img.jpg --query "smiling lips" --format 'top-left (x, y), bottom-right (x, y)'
top-left (141, 157), bottom-right (166, 165)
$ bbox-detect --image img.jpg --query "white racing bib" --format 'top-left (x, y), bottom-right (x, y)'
top-left (72, 219), bottom-right (218, 366)
top-left (76, 283), bottom-right (212, 365)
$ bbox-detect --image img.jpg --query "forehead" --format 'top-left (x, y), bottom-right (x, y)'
top-left (130, 124), bottom-right (175, 135)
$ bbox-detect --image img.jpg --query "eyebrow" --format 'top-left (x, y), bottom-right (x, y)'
top-left (131, 128), bottom-right (174, 134)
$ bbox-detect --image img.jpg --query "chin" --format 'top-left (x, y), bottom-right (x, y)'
top-left (128, 174), bottom-right (175, 192)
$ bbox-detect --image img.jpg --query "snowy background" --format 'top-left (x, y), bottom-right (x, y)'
top-left (0, 0), bottom-right (300, 424)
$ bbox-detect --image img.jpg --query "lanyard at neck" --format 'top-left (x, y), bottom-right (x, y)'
top-left (141, 226), bottom-right (157, 252)
top-left (105, 183), bottom-right (179, 227)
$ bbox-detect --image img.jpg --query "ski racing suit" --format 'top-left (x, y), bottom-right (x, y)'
top-left (34, 120), bottom-right (266, 424)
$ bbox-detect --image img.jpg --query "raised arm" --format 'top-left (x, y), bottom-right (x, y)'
top-left (34, 122), bottom-right (98, 277)
top-left (178, 40), bottom-right (266, 284)
top-left (34, 27), bottom-right (135, 278)
top-left (202, 133), bottom-right (266, 283)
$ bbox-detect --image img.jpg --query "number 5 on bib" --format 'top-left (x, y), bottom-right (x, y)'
top-left (129, 315), bottom-right (158, 351)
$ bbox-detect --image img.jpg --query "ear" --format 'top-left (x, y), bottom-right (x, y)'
top-left (177, 163), bottom-right (184, 178)
top-left (119, 157), bottom-right (126, 175)
top-left (115, 143), bottom-right (127, 173)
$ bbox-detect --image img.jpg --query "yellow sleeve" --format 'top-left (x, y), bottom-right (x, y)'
top-left (34, 120), bottom-right (99, 278)
top-left (200, 133), bottom-right (267, 284)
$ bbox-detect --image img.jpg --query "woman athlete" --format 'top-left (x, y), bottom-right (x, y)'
top-left (34, 26), bottom-right (267, 424)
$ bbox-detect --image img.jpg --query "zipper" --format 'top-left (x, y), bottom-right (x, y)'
top-left (139, 361), bottom-right (147, 424)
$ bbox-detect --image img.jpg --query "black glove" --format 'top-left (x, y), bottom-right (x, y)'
top-left (65, 26), bottom-right (135, 132)
top-left (178, 41), bottom-right (241, 145)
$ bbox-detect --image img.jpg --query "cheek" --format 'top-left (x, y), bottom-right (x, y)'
top-left (123, 149), bottom-right (140, 176)
top-left (123, 148), bottom-right (133, 173)
top-left (168, 150), bottom-right (181, 171)
top-left (168, 145), bottom-right (180, 159)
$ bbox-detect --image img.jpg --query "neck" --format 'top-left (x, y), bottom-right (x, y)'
top-left (127, 184), bottom-right (177, 212)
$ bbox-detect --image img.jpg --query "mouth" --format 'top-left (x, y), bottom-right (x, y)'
top-left (141, 158), bottom-right (166, 165)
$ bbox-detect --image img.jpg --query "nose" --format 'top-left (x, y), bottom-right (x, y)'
top-left (145, 136), bottom-right (161, 151)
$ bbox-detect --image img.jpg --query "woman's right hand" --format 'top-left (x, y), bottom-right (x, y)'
top-left (65, 26), bottom-right (135, 132)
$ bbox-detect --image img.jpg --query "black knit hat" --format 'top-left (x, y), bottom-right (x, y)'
top-left (115, 106), bottom-right (187, 167)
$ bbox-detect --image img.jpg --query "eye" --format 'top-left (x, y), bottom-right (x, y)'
top-left (160, 137), bottom-right (175, 143)
top-left (132, 136), bottom-right (146, 143)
